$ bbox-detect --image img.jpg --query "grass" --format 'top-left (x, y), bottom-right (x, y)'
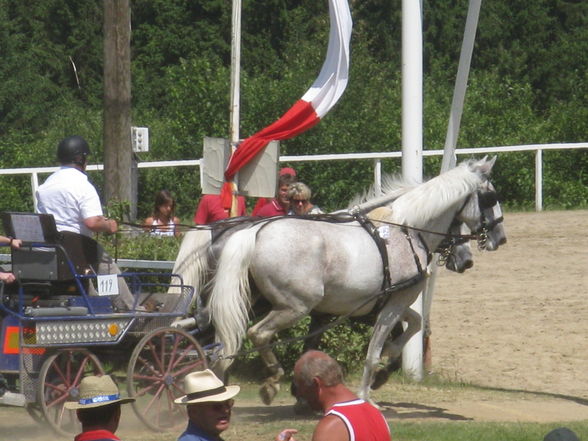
top-left (391, 422), bottom-right (588, 441)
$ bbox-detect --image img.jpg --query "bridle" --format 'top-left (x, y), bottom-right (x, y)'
top-left (454, 185), bottom-right (504, 251)
top-left (435, 220), bottom-right (471, 266)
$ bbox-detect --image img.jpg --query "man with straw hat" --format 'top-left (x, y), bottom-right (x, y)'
top-left (174, 369), bottom-right (240, 441)
top-left (64, 374), bottom-right (135, 441)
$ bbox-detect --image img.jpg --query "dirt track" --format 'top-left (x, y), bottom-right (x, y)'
top-left (432, 210), bottom-right (588, 402)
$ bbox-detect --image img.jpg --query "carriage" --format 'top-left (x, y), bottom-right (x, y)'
top-left (0, 212), bottom-right (210, 436)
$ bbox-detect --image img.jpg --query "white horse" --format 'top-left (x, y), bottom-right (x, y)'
top-left (206, 157), bottom-right (506, 405)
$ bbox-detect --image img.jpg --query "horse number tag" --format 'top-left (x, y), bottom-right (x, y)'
top-left (378, 225), bottom-right (390, 240)
top-left (97, 274), bottom-right (119, 296)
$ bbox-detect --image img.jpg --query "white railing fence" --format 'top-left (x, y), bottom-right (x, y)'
top-left (1, 142), bottom-right (586, 213)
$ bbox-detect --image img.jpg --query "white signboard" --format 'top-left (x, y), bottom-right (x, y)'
top-left (97, 274), bottom-right (119, 296)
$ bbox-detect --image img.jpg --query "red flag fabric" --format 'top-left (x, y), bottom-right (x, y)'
top-left (221, 0), bottom-right (352, 207)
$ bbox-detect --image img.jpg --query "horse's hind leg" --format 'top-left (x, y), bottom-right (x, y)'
top-left (247, 308), bottom-right (308, 405)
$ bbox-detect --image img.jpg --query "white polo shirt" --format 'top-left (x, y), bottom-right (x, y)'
top-left (36, 166), bottom-right (103, 237)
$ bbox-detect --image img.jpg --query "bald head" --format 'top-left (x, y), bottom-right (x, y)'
top-left (294, 350), bottom-right (343, 388)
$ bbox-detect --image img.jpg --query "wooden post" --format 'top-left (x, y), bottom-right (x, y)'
top-left (103, 0), bottom-right (134, 219)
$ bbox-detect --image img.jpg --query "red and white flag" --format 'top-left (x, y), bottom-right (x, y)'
top-left (222, 0), bottom-right (352, 206)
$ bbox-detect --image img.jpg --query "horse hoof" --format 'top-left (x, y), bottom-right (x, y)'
top-left (259, 383), bottom-right (279, 405)
top-left (371, 368), bottom-right (390, 390)
top-left (293, 398), bottom-right (317, 415)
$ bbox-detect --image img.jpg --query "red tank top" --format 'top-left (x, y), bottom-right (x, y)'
top-left (326, 399), bottom-right (391, 441)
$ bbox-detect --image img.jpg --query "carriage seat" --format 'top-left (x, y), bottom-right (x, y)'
top-left (1, 212), bottom-right (100, 298)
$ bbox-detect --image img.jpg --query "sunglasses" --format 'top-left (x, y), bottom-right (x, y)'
top-left (210, 399), bottom-right (234, 411)
top-left (291, 199), bottom-right (307, 204)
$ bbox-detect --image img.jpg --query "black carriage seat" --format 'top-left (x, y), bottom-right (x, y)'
top-left (1, 212), bottom-right (100, 301)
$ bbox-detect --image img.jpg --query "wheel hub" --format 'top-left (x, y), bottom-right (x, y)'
top-left (69, 387), bottom-right (80, 401)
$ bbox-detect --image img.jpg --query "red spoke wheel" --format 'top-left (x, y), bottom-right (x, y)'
top-left (127, 327), bottom-right (207, 432)
top-left (38, 349), bottom-right (104, 436)
top-left (25, 403), bottom-right (46, 425)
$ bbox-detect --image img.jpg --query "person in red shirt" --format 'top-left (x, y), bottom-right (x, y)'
top-left (251, 167), bottom-right (297, 216)
top-left (65, 374), bottom-right (135, 441)
top-left (255, 173), bottom-right (297, 218)
top-left (277, 350), bottom-right (391, 441)
top-left (193, 194), bottom-right (247, 225)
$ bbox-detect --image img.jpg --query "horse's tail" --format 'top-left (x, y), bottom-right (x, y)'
top-left (169, 228), bottom-right (212, 301)
top-left (208, 222), bottom-right (264, 364)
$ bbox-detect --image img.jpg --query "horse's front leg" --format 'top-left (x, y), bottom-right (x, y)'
top-left (359, 319), bottom-right (401, 403)
top-left (359, 299), bottom-right (418, 405)
top-left (247, 308), bottom-right (307, 405)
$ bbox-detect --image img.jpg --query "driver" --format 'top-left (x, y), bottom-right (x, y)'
top-left (36, 135), bottom-right (138, 311)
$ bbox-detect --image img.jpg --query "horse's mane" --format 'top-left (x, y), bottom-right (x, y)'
top-left (390, 160), bottom-right (483, 228)
top-left (348, 174), bottom-right (417, 208)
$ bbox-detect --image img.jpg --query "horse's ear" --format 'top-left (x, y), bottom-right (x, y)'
top-left (474, 155), bottom-right (496, 176)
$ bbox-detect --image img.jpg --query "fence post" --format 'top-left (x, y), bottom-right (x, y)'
top-left (373, 159), bottom-right (382, 196)
top-left (31, 172), bottom-right (39, 212)
top-left (535, 149), bottom-right (543, 212)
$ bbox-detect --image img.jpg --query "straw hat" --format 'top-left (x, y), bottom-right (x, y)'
top-left (64, 375), bottom-right (135, 410)
top-left (174, 369), bottom-right (240, 405)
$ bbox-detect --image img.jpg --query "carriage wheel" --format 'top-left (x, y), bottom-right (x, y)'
top-left (37, 349), bottom-right (104, 437)
top-left (25, 403), bottom-right (46, 425)
top-left (127, 327), bottom-right (208, 432)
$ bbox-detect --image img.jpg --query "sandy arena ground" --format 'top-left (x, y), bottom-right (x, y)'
top-left (433, 210), bottom-right (587, 399)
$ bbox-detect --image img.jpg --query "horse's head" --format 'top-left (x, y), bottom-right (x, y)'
top-left (440, 222), bottom-right (474, 273)
top-left (456, 157), bottom-right (507, 251)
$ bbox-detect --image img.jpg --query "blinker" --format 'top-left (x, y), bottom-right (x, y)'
top-left (478, 191), bottom-right (497, 209)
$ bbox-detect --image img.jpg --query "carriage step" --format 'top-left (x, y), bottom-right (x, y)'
top-left (0, 391), bottom-right (26, 407)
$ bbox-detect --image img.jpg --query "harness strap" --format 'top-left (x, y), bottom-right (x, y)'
top-left (354, 213), bottom-right (392, 292)
top-left (353, 214), bottom-right (428, 299)
top-left (401, 227), bottom-right (426, 275)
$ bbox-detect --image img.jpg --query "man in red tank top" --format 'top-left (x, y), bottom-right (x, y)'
top-left (277, 350), bottom-right (391, 441)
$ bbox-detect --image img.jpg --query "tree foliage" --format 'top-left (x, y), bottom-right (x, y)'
top-left (0, 0), bottom-right (587, 218)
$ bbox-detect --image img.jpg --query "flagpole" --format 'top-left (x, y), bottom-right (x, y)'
top-left (229, 0), bottom-right (242, 215)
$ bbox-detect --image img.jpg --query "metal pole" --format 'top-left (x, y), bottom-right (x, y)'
top-left (401, 0), bottom-right (424, 381)
top-left (440, 0), bottom-right (482, 173)
top-left (227, 0), bottom-right (242, 216)
top-left (535, 149), bottom-right (543, 211)
top-left (229, 0), bottom-right (242, 147)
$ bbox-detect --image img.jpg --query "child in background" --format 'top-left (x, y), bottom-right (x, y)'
top-left (144, 190), bottom-right (181, 237)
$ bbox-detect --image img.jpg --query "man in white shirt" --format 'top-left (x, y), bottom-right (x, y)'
top-left (36, 135), bottom-right (136, 311)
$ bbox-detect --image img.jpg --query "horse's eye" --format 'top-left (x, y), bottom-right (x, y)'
top-left (479, 191), bottom-right (497, 209)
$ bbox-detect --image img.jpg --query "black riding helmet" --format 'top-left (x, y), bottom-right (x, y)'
top-left (57, 135), bottom-right (91, 165)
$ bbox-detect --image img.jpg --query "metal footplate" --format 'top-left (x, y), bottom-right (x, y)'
top-left (0, 390), bottom-right (26, 407)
